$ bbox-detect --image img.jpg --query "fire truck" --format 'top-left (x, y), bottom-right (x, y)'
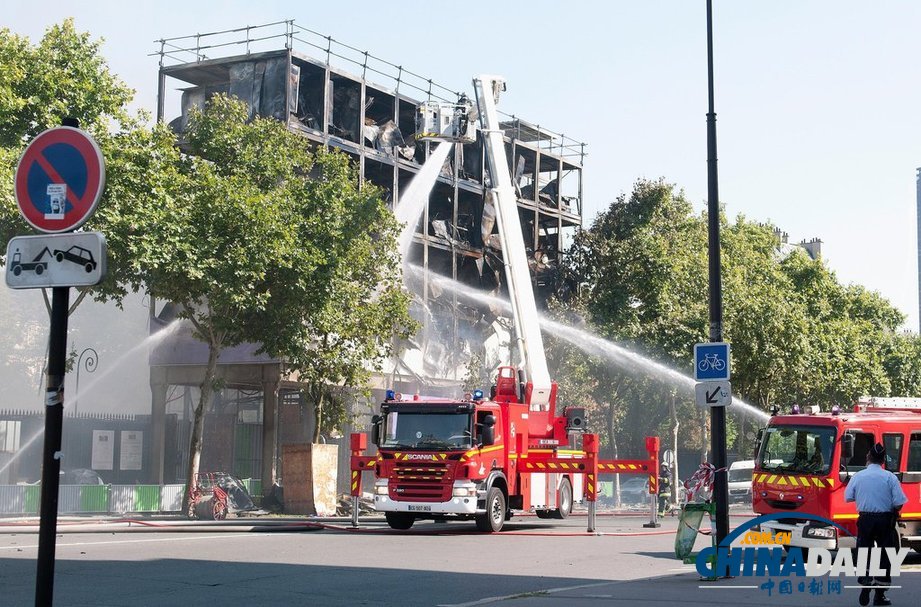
top-left (752, 397), bottom-right (921, 552)
top-left (349, 76), bottom-right (659, 532)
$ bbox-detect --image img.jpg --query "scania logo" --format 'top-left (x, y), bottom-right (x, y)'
top-left (406, 454), bottom-right (436, 460)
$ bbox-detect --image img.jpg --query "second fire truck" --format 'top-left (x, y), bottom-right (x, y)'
top-left (753, 397), bottom-right (921, 553)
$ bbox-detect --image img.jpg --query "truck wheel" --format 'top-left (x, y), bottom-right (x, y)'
top-left (35, 265), bottom-right (43, 275)
top-left (551, 478), bottom-right (573, 519)
top-left (12, 266), bottom-right (21, 276)
top-left (385, 512), bottom-right (415, 530)
top-left (476, 486), bottom-right (506, 532)
top-left (535, 510), bottom-right (553, 519)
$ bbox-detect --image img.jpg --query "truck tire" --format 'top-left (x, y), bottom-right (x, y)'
top-left (476, 486), bottom-right (506, 532)
top-left (385, 512), bottom-right (415, 530)
top-left (551, 478), bottom-right (573, 520)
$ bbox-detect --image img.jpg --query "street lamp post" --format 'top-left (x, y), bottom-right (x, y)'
top-left (706, 0), bottom-right (730, 546)
top-left (74, 347), bottom-right (98, 416)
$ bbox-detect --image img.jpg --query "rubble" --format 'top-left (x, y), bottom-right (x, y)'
top-left (336, 492), bottom-right (375, 516)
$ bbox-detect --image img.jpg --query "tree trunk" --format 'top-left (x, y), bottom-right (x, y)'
top-left (182, 340), bottom-right (220, 515)
top-left (612, 432), bottom-right (621, 509)
top-left (605, 402), bottom-right (616, 459)
top-left (670, 390), bottom-right (679, 503)
top-left (312, 386), bottom-right (326, 444)
top-left (699, 411), bottom-right (709, 464)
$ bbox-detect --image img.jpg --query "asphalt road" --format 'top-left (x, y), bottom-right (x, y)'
top-left (1, 513), bottom-right (919, 606)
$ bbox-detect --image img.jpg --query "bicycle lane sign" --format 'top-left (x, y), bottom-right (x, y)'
top-left (694, 342), bottom-right (730, 381)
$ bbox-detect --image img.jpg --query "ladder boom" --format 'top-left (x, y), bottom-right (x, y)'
top-left (473, 75), bottom-right (552, 409)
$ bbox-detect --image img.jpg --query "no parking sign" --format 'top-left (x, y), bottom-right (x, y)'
top-left (14, 126), bottom-right (105, 233)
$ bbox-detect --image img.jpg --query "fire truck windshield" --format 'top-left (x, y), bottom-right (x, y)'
top-left (759, 425), bottom-right (836, 476)
top-left (381, 411), bottom-right (473, 450)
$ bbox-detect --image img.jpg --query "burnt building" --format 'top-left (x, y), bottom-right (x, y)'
top-left (149, 21), bottom-right (585, 489)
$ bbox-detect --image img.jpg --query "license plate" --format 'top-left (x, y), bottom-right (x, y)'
top-left (408, 505), bottom-right (432, 512)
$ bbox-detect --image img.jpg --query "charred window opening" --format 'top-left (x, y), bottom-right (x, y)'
top-left (536, 155), bottom-right (561, 210)
top-left (291, 59), bottom-right (325, 131)
top-left (427, 182), bottom-right (455, 242)
top-left (460, 132), bottom-right (483, 182)
top-left (398, 97), bottom-right (425, 164)
top-left (511, 147), bottom-right (538, 204)
top-left (363, 86), bottom-right (414, 161)
top-left (363, 158), bottom-right (394, 206)
top-left (329, 73), bottom-right (362, 144)
top-left (559, 165), bottom-right (581, 216)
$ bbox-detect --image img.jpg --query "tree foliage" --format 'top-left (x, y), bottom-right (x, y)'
top-left (561, 178), bottom-right (917, 463)
top-left (107, 95), bottom-right (412, 504)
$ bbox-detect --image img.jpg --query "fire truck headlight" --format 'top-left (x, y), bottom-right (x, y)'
top-left (374, 481), bottom-right (389, 495)
top-left (804, 525), bottom-right (836, 539)
top-left (452, 482), bottom-right (477, 497)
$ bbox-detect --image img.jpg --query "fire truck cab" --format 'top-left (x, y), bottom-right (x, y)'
top-left (753, 398), bottom-right (921, 552)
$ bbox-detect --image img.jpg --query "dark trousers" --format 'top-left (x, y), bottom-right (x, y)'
top-left (856, 512), bottom-right (899, 587)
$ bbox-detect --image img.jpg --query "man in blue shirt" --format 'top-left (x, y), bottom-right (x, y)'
top-left (844, 442), bottom-right (908, 606)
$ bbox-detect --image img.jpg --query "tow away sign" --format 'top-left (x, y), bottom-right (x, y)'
top-left (6, 232), bottom-right (107, 289)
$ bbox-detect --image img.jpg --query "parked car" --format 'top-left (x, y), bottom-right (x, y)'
top-left (618, 476), bottom-right (651, 506)
top-left (60, 468), bottom-right (104, 485)
top-left (728, 459), bottom-right (754, 504)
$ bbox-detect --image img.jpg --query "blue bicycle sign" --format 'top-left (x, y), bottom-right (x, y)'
top-left (694, 342), bottom-right (730, 381)
top-left (698, 353), bottom-right (726, 372)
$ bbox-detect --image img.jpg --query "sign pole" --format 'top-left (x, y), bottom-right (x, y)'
top-left (705, 0), bottom-right (730, 547)
top-left (35, 285), bottom-right (69, 606)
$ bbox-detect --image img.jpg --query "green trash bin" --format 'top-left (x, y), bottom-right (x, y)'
top-left (675, 502), bottom-right (715, 563)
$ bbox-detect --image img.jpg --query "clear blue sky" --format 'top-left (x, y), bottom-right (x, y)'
top-left (9, 1), bottom-right (921, 330)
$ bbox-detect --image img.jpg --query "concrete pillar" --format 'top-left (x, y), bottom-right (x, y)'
top-left (149, 367), bottom-right (168, 485)
top-left (261, 365), bottom-right (281, 488)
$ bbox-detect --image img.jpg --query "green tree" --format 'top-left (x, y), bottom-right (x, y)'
top-left (563, 176), bottom-right (915, 465)
top-left (0, 20), bottom-right (141, 392)
top-left (565, 179), bottom-right (709, 459)
top-left (111, 95), bottom-right (412, 508)
top-left (882, 332), bottom-right (921, 396)
top-left (0, 19), bottom-right (133, 149)
top-left (719, 219), bottom-right (809, 409)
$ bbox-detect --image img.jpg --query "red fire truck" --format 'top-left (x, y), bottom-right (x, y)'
top-left (349, 75), bottom-right (659, 532)
top-left (365, 368), bottom-right (593, 532)
top-left (752, 397), bottom-right (921, 552)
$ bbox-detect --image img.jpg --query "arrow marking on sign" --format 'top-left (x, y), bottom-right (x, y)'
top-left (706, 387), bottom-right (721, 404)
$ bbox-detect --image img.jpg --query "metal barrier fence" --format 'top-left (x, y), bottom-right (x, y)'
top-left (0, 480), bottom-right (261, 516)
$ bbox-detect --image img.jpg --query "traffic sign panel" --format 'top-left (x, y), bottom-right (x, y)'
top-left (14, 127), bottom-right (105, 233)
top-left (5, 232), bottom-right (107, 289)
top-left (694, 341), bottom-right (730, 381)
top-left (695, 381), bottom-right (732, 407)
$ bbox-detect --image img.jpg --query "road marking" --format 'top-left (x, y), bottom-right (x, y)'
top-left (697, 586), bottom-right (759, 589)
top-left (0, 533), bottom-right (296, 551)
top-left (438, 574), bottom-right (683, 606)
